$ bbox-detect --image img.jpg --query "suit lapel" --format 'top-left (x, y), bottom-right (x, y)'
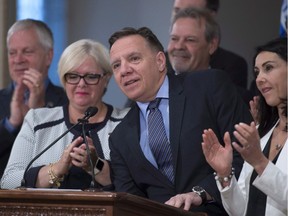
top-left (168, 74), bottom-right (185, 173)
top-left (125, 105), bottom-right (145, 160)
top-left (2, 83), bottom-right (14, 116)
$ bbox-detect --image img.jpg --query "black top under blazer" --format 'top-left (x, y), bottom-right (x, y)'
top-left (109, 69), bottom-right (253, 216)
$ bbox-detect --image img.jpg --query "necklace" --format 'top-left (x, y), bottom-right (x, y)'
top-left (273, 127), bottom-right (287, 151)
top-left (276, 144), bottom-right (283, 150)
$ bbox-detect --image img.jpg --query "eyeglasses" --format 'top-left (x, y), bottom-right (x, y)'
top-left (64, 73), bottom-right (104, 85)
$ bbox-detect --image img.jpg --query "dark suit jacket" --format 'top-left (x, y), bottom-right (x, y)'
top-left (109, 70), bottom-right (253, 216)
top-left (0, 81), bottom-right (68, 178)
top-left (165, 47), bottom-right (255, 107)
top-left (210, 47), bottom-right (248, 89)
top-left (166, 47), bottom-right (248, 89)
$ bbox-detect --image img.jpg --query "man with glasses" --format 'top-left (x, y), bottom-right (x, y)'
top-left (0, 19), bottom-right (67, 179)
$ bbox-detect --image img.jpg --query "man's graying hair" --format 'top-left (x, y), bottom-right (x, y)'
top-left (109, 27), bottom-right (164, 53)
top-left (7, 18), bottom-right (53, 51)
top-left (171, 7), bottom-right (220, 43)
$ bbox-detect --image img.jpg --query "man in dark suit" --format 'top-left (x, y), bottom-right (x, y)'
top-left (0, 19), bottom-right (68, 178)
top-left (170, 0), bottom-right (249, 89)
top-left (108, 27), bottom-right (252, 215)
top-left (167, 7), bottom-right (254, 107)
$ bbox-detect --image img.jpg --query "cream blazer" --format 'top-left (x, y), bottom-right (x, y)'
top-left (218, 123), bottom-right (288, 216)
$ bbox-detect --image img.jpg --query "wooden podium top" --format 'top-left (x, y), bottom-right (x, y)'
top-left (0, 189), bottom-right (207, 216)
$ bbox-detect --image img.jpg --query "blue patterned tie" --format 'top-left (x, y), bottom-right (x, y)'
top-left (148, 98), bottom-right (174, 183)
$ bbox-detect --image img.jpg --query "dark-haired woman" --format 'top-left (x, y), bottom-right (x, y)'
top-left (202, 37), bottom-right (287, 216)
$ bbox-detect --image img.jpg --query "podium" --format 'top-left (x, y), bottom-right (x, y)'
top-left (0, 189), bottom-right (207, 216)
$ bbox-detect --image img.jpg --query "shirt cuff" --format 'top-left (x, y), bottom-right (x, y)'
top-left (3, 117), bottom-right (17, 133)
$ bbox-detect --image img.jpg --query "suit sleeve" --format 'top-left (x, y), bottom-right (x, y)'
top-left (0, 120), bottom-right (18, 157)
top-left (109, 134), bottom-right (147, 198)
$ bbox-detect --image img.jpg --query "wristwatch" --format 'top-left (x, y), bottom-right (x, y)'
top-left (192, 186), bottom-right (207, 205)
top-left (93, 158), bottom-right (104, 175)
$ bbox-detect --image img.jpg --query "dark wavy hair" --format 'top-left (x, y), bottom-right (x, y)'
top-left (254, 37), bottom-right (287, 136)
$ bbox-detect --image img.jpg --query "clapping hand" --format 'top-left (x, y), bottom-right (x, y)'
top-left (9, 68), bottom-right (46, 128)
top-left (249, 96), bottom-right (259, 124)
top-left (232, 122), bottom-right (268, 174)
top-left (201, 129), bottom-right (233, 177)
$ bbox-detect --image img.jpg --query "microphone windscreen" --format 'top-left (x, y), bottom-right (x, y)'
top-left (85, 106), bottom-right (98, 117)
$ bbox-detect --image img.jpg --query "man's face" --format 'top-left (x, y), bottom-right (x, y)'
top-left (172, 0), bottom-right (207, 18)
top-left (110, 35), bottom-right (166, 102)
top-left (7, 28), bottom-right (53, 84)
top-left (168, 17), bottom-right (216, 73)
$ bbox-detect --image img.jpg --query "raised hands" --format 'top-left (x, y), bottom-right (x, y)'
top-left (69, 136), bottom-right (97, 172)
top-left (9, 68), bottom-right (46, 128)
top-left (232, 122), bottom-right (268, 175)
top-left (249, 96), bottom-right (259, 124)
top-left (58, 136), bottom-right (111, 186)
top-left (9, 83), bottom-right (29, 128)
top-left (201, 129), bottom-right (233, 177)
top-left (22, 68), bottom-right (46, 108)
top-left (202, 122), bottom-right (269, 178)
top-left (36, 136), bottom-right (97, 188)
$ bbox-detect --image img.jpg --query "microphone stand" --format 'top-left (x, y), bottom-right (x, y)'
top-left (80, 119), bottom-right (100, 191)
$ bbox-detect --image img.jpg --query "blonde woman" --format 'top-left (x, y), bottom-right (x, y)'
top-left (1, 39), bottom-right (129, 190)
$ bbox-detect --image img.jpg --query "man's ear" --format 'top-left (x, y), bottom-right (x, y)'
top-left (156, 51), bottom-right (166, 72)
top-left (208, 38), bottom-right (219, 55)
top-left (46, 48), bottom-right (54, 67)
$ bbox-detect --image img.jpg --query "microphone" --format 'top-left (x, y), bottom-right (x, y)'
top-left (85, 107), bottom-right (98, 119)
top-left (19, 106), bottom-right (98, 188)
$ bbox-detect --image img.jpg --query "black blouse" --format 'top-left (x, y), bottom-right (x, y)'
top-left (246, 134), bottom-right (282, 216)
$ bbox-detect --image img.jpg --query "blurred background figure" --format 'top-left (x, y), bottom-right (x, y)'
top-left (168, 0), bottom-right (249, 89)
top-left (0, 19), bottom-right (68, 179)
top-left (167, 7), bottom-right (254, 105)
top-left (167, 7), bottom-right (219, 74)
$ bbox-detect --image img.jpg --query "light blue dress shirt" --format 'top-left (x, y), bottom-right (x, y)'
top-left (137, 76), bottom-right (170, 168)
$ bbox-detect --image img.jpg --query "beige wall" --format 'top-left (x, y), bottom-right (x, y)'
top-left (0, 0), bottom-right (8, 88)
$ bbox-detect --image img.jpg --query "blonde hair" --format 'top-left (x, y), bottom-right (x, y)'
top-left (58, 39), bottom-right (112, 86)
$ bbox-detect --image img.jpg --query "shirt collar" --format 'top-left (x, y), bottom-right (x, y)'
top-left (137, 75), bottom-right (169, 114)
